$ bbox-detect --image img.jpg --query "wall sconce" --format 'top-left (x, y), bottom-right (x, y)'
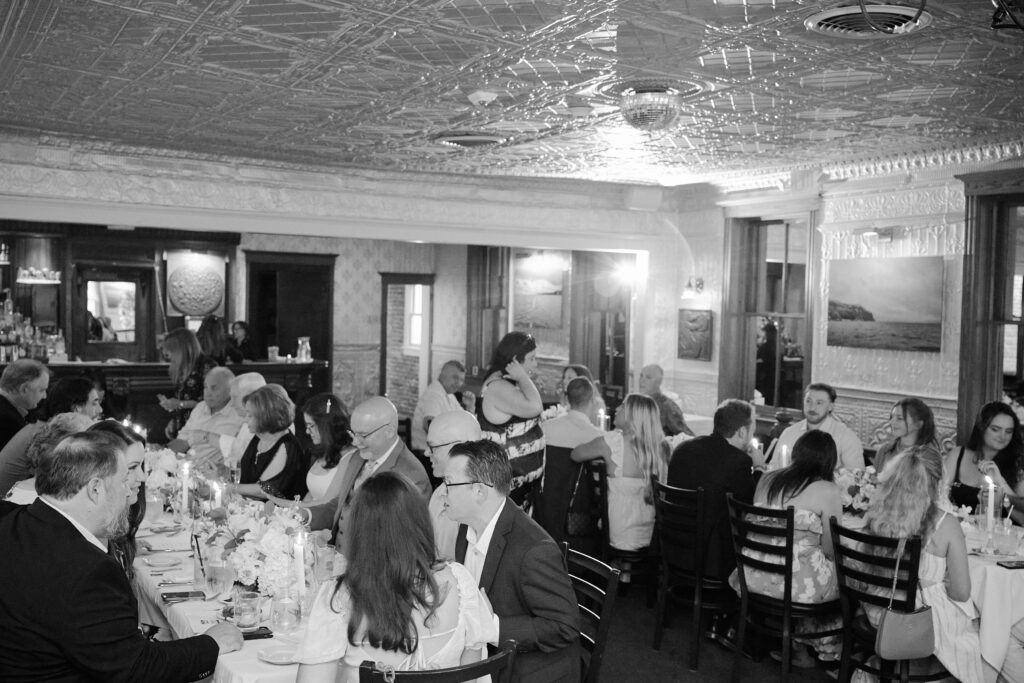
top-left (684, 276), bottom-right (704, 296)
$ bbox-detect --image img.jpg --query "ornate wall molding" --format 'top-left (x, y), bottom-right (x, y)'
top-left (820, 140), bottom-right (1024, 182)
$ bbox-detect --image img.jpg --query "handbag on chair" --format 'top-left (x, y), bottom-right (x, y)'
top-left (565, 465), bottom-right (592, 536)
top-left (875, 537), bottom-right (934, 661)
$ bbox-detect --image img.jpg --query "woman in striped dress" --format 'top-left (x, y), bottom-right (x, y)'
top-left (479, 331), bottom-right (545, 513)
top-left (856, 448), bottom-right (984, 683)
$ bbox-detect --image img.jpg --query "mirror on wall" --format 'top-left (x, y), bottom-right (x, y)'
top-left (86, 280), bottom-right (136, 343)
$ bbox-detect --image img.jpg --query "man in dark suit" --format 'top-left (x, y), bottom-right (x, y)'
top-left (0, 430), bottom-right (242, 682)
top-left (304, 396), bottom-right (431, 552)
top-left (667, 398), bottom-right (766, 581)
top-left (0, 358), bottom-right (49, 450)
top-left (444, 439), bottom-right (580, 683)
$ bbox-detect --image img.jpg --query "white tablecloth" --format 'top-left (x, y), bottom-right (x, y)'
top-left (964, 528), bottom-right (1024, 676)
top-left (134, 520), bottom-right (299, 683)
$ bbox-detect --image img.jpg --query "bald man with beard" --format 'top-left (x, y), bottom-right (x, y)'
top-left (424, 410), bottom-right (482, 560)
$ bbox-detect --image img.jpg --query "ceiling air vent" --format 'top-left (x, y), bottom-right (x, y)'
top-left (432, 133), bottom-right (505, 149)
top-left (805, 5), bottom-right (933, 38)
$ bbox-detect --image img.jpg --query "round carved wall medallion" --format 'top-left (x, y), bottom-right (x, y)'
top-left (167, 264), bottom-right (224, 315)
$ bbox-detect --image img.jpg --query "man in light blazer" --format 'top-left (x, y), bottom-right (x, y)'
top-left (444, 439), bottom-right (581, 683)
top-left (304, 396), bottom-right (431, 552)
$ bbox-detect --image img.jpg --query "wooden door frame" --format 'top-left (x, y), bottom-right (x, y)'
top-left (379, 273), bottom-right (435, 396)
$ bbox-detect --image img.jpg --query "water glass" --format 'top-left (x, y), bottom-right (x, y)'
top-left (206, 560), bottom-right (235, 597)
top-left (235, 591), bottom-right (261, 632)
top-left (143, 492), bottom-right (164, 525)
top-left (995, 528), bottom-right (1019, 555)
top-left (270, 596), bottom-right (301, 635)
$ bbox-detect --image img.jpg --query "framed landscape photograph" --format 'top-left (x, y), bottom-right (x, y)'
top-left (827, 256), bottom-right (943, 352)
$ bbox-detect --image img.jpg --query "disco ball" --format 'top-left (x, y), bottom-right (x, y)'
top-left (619, 88), bottom-right (682, 131)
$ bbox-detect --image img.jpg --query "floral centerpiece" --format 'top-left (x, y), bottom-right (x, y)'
top-left (834, 466), bottom-right (878, 515)
top-left (144, 448), bottom-right (181, 502)
top-left (201, 499), bottom-right (309, 598)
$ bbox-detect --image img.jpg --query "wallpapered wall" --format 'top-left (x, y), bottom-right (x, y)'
top-left (234, 233), bottom-right (435, 408)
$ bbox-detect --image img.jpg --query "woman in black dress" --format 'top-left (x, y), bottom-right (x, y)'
top-left (233, 384), bottom-right (308, 501)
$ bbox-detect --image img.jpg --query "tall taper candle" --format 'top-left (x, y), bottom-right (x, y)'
top-left (181, 462), bottom-right (190, 517)
top-left (985, 475), bottom-right (995, 535)
top-left (295, 531), bottom-right (306, 603)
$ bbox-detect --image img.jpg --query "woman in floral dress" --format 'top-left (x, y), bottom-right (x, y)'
top-left (729, 430), bottom-right (844, 667)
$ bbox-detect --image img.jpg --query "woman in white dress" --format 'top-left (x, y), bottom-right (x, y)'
top-left (571, 393), bottom-right (669, 551)
top-left (856, 448), bottom-right (985, 683)
top-left (294, 471), bottom-right (498, 682)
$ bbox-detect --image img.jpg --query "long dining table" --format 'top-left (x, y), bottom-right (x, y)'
top-left (963, 527), bottom-right (1024, 680)
top-left (134, 519), bottom-right (302, 683)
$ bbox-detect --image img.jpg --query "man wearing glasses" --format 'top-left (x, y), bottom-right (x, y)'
top-left (443, 439), bottom-right (580, 683)
top-left (424, 409), bottom-right (481, 560)
top-left (305, 396), bottom-right (431, 552)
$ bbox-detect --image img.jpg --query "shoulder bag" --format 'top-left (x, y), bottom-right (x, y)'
top-left (875, 537), bottom-right (934, 661)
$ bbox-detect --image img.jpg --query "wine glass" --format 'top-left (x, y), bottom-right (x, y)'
top-left (270, 596), bottom-right (301, 635)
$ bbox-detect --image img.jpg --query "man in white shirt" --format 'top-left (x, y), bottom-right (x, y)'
top-left (411, 360), bottom-right (469, 451)
top-left (771, 382), bottom-right (864, 470)
top-left (224, 372), bottom-right (267, 469)
top-left (443, 439), bottom-right (580, 683)
top-left (424, 409), bottom-right (481, 560)
top-left (539, 376), bottom-right (603, 544)
top-left (169, 367), bottom-right (243, 476)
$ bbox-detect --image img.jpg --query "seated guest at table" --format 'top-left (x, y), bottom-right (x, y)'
top-left (229, 319), bottom-right (258, 361)
top-left (572, 393), bottom-right (669, 552)
top-left (197, 314), bottom-right (242, 365)
top-left (944, 401), bottom-right (1024, 526)
top-left (540, 376), bottom-right (603, 545)
top-left (860, 448), bottom-right (984, 683)
top-left (412, 360), bottom-right (467, 452)
top-left (771, 382), bottom-right (864, 470)
top-left (225, 371), bottom-right (267, 468)
top-left (168, 366), bottom-right (243, 477)
top-left (295, 471), bottom-right (497, 682)
top-left (638, 363), bottom-right (694, 438)
top-left (301, 397), bottom-right (431, 553)
top-left (269, 393), bottom-right (354, 509)
top-left (0, 358), bottom-right (49, 451)
top-left (668, 398), bottom-right (766, 581)
top-left (443, 439), bottom-right (581, 683)
top-left (0, 431), bottom-right (242, 681)
top-left (4, 412), bottom-right (95, 504)
top-left (0, 376), bottom-right (101, 497)
top-left (231, 384), bottom-right (307, 500)
top-left (479, 331), bottom-right (545, 512)
top-left (158, 327), bottom-right (215, 439)
top-left (424, 409), bottom-right (481, 560)
top-left (728, 431), bottom-right (843, 668)
top-left (561, 364), bottom-right (606, 426)
top-left (873, 397), bottom-right (941, 473)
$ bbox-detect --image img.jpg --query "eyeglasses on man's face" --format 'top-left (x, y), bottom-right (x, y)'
top-left (348, 423), bottom-right (388, 441)
top-left (442, 479), bottom-right (493, 493)
top-left (426, 439), bottom-right (459, 455)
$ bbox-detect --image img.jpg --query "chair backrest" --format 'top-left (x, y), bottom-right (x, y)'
top-left (397, 416), bottom-right (413, 450)
top-left (566, 458), bottom-right (609, 555)
top-left (358, 641), bottom-right (516, 683)
top-left (654, 480), bottom-right (706, 581)
top-left (726, 494), bottom-right (796, 604)
top-left (829, 517), bottom-right (923, 616)
top-left (561, 542), bottom-right (621, 683)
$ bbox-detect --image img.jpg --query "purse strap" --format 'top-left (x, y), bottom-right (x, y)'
top-left (568, 464), bottom-right (585, 509)
top-left (886, 537), bottom-right (929, 610)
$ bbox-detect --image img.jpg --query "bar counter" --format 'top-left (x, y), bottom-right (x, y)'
top-left (3, 359), bottom-right (329, 442)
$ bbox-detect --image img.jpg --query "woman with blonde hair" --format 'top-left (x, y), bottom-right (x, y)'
top-left (158, 328), bottom-right (214, 437)
top-left (572, 393), bottom-right (669, 550)
top-left (857, 448), bottom-right (984, 683)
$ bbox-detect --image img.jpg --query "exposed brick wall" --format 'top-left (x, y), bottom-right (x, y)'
top-left (386, 285), bottom-right (420, 418)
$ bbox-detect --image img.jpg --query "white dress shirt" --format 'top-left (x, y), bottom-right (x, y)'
top-left (773, 414), bottom-right (865, 470)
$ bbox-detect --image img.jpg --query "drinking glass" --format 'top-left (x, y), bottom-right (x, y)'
top-left (143, 492), bottom-right (164, 525)
top-left (995, 528), bottom-right (1019, 555)
top-left (235, 592), bottom-right (261, 632)
top-left (270, 596), bottom-right (301, 635)
top-left (206, 560), bottom-right (236, 598)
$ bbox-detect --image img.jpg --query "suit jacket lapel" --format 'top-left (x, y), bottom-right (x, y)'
top-left (478, 500), bottom-right (515, 593)
top-left (333, 453), bottom-right (365, 526)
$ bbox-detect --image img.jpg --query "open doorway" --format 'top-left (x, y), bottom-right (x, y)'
top-left (379, 273), bottom-right (434, 442)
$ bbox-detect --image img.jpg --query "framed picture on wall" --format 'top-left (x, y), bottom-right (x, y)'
top-left (827, 256), bottom-right (943, 352)
top-left (678, 309), bottom-right (713, 361)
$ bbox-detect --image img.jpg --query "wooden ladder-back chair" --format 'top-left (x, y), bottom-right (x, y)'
top-left (829, 518), bottom-right (950, 683)
top-left (560, 542), bottom-right (621, 683)
top-left (726, 494), bottom-right (843, 682)
top-left (358, 640), bottom-right (516, 683)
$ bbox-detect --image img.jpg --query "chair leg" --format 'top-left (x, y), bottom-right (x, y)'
top-left (731, 601), bottom-right (748, 683)
top-left (688, 589), bottom-right (701, 671)
top-left (837, 632), bottom-right (854, 683)
top-left (899, 659), bottom-right (909, 683)
top-left (780, 613), bottom-right (792, 683)
top-left (652, 578), bottom-right (667, 650)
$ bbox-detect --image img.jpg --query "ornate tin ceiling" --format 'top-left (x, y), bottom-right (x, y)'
top-left (0, 0), bottom-right (1022, 185)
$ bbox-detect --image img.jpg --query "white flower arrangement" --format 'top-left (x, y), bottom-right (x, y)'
top-left (540, 403), bottom-right (567, 423)
top-left (144, 448), bottom-right (180, 493)
top-left (834, 466), bottom-right (878, 514)
top-left (202, 501), bottom-right (307, 598)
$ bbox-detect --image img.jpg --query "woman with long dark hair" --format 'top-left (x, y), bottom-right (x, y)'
top-left (944, 401), bottom-right (1024, 525)
top-left (728, 430), bottom-right (843, 667)
top-left (479, 331), bottom-right (545, 510)
top-left (197, 315), bottom-right (242, 365)
top-left (293, 472), bottom-right (497, 682)
top-left (873, 397), bottom-right (941, 473)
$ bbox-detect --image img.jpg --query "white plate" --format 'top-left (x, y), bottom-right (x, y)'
top-left (144, 556), bottom-right (182, 568)
top-left (258, 646), bottom-right (297, 665)
top-left (149, 524), bottom-right (183, 534)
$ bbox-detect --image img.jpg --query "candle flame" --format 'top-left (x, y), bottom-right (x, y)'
top-left (985, 475), bottom-right (994, 486)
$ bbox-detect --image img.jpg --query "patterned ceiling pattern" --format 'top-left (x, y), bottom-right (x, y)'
top-left (1, 0), bottom-right (1022, 185)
